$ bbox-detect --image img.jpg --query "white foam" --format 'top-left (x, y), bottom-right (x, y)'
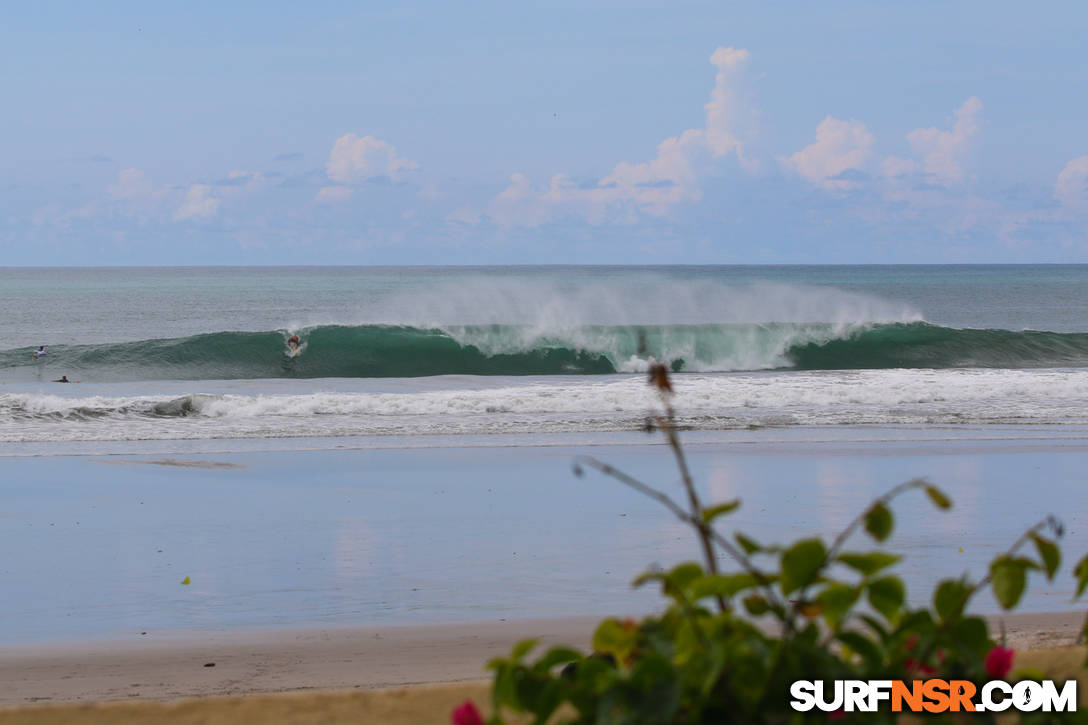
top-left (3, 368), bottom-right (1088, 443)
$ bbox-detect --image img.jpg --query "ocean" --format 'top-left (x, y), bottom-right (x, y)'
top-left (2, 265), bottom-right (1088, 452)
top-left (5, 265), bottom-right (1088, 641)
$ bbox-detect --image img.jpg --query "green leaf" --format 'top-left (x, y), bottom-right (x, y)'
top-left (1031, 533), bottom-right (1060, 580)
top-left (665, 563), bottom-right (705, 597)
top-left (689, 572), bottom-right (765, 600)
top-left (632, 570), bottom-right (667, 589)
top-left (933, 578), bottom-right (971, 621)
top-left (990, 556), bottom-right (1028, 610)
top-left (924, 484), bottom-right (952, 510)
top-left (702, 499), bottom-right (740, 524)
top-left (859, 614), bottom-right (890, 643)
top-left (864, 503), bottom-right (894, 542)
top-left (533, 647), bottom-right (584, 672)
top-left (894, 610), bottom-right (935, 639)
top-left (867, 576), bottom-right (905, 621)
top-left (817, 583), bottom-right (861, 629)
top-left (892, 605), bottom-right (935, 640)
top-left (837, 631), bottom-right (883, 669)
top-left (592, 619), bottom-right (638, 659)
top-left (837, 551), bottom-right (902, 577)
top-left (779, 538), bottom-right (827, 595)
top-left (949, 616), bottom-right (991, 654)
top-left (1075, 555), bottom-right (1088, 599)
top-left (742, 593), bottom-right (770, 616)
top-left (735, 532), bottom-right (761, 555)
top-left (510, 638), bottom-right (538, 661)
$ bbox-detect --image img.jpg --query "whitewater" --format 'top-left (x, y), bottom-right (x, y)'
top-left (3, 265), bottom-right (1088, 451)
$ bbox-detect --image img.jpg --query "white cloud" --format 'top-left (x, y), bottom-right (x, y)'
top-left (1055, 156), bottom-right (1088, 208)
top-left (783, 116), bottom-right (875, 190)
top-left (485, 46), bottom-right (756, 226)
top-left (325, 134), bottom-right (419, 184)
top-left (488, 173), bottom-right (556, 226)
top-left (316, 185), bottom-right (355, 203)
top-left (173, 184), bottom-right (219, 221)
top-left (704, 46), bottom-right (754, 162)
top-left (880, 155), bottom-right (919, 179)
top-left (905, 96), bottom-right (983, 185)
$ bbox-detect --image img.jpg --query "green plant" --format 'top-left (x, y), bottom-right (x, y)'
top-left (481, 364), bottom-right (1088, 724)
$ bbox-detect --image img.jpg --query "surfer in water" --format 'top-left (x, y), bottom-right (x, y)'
top-left (287, 334), bottom-right (300, 352)
top-left (33, 346), bottom-right (46, 359)
top-left (53, 375), bottom-right (70, 383)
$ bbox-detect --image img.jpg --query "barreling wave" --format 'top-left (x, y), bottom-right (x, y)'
top-left (3, 322), bottom-right (1088, 381)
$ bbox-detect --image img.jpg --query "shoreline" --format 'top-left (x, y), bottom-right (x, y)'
top-left (1, 611), bottom-right (1084, 708)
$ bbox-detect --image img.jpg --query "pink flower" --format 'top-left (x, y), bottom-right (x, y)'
top-left (985, 645), bottom-right (1015, 679)
top-left (451, 699), bottom-right (485, 725)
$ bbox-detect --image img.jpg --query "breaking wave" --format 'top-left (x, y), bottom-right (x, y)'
top-left (3, 322), bottom-right (1088, 382)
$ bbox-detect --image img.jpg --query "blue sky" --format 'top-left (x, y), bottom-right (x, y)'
top-left (3, 1), bottom-right (1087, 264)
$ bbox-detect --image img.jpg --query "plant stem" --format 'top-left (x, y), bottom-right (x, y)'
top-left (575, 455), bottom-right (783, 612)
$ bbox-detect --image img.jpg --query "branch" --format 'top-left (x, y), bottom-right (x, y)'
top-left (574, 455), bottom-right (783, 611)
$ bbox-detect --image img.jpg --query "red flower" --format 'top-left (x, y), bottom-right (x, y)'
top-left (451, 700), bottom-right (485, 725)
top-left (985, 645), bottom-right (1015, 679)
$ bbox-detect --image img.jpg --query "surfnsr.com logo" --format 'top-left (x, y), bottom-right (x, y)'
top-left (790, 679), bottom-right (1077, 713)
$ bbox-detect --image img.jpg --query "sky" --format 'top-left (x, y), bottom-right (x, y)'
top-left (2, 1), bottom-right (1087, 265)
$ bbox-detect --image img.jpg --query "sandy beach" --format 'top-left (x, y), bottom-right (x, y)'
top-left (0, 616), bottom-right (602, 707)
top-left (0, 611), bottom-right (1084, 704)
top-left (1, 611), bottom-right (1086, 723)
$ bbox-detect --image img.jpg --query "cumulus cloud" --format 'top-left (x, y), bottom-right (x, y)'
top-left (173, 184), bottom-right (219, 221)
top-left (704, 46), bottom-right (754, 161)
top-left (1055, 156), bottom-right (1088, 208)
top-left (782, 116), bottom-right (875, 190)
top-left (325, 134), bottom-right (419, 185)
top-left (486, 46), bottom-right (756, 226)
top-left (904, 96), bottom-right (983, 185)
top-left (880, 155), bottom-right (919, 179)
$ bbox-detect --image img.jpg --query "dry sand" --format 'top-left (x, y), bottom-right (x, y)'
top-left (0, 611), bottom-right (1085, 723)
top-left (0, 616), bottom-right (601, 707)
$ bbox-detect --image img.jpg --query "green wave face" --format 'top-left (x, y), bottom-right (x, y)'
top-left (786, 323), bottom-right (1088, 370)
top-left (4, 322), bottom-right (1088, 381)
